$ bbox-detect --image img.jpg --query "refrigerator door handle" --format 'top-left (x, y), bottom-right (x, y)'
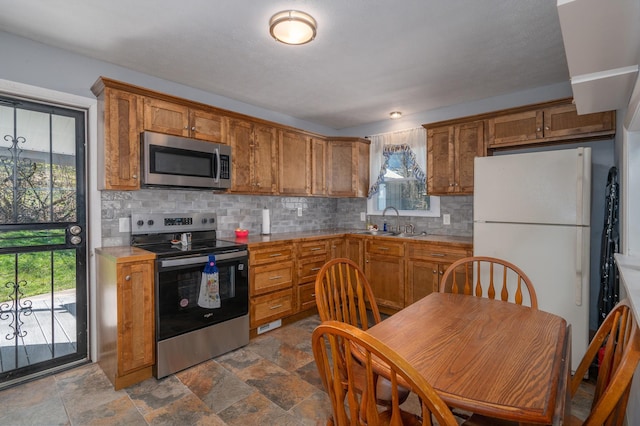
top-left (575, 228), bottom-right (583, 306)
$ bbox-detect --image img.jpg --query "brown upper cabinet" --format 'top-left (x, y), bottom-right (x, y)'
top-left (279, 130), bottom-right (311, 195)
top-left (426, 121), bottom-right (484, 195)
top-left (311, 137), bottom-right (328, 196)
top-left (326, 138), bottom-right (370, 197)
top-left (94, 86), bottom-right (143, 190)
top-left (226, 117), bottom-right (278, 194)
top-left (143, 98), bottom-right (225, 143)
top-left (91, 77), bottom-right (370, 196)
top-left (487, 101), bottom-right (615, 149)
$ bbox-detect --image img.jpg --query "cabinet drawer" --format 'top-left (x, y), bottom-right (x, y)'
top-left (252, 262), bottom-right (293, 295)
top-left (297, 240), bottom-right (329, 258)
top-left (298, 255), bottom-right (328, 282)
top-left (298, 282), bottom-right (317, 312)
top-left (407, 243), bottom-right (468, 263)
top-left (250, 245), bottom-right (293, 265)
top-left (251, 289), bottom-right (294, 328)
top-left (366, 240), bottom-right (404, 257)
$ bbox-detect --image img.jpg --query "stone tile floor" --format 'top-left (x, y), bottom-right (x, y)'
top-left (0, 314), bottom-right (595, 425)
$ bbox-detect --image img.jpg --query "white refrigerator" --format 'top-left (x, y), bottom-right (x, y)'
top-left (473, 147), bottom-right (591, 371)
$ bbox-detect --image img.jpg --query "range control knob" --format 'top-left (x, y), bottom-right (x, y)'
top-left (202, 218), bottom-right (208, 224)
top-left (209, 218), bottom-right (215, 223)
top-left (148, 220), bottom-right (154, 226)
top-left (137, 220), bottom-right (144, 226)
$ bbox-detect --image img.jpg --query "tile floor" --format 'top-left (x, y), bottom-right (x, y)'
top-left (0, 314), bottom-right (595, 425)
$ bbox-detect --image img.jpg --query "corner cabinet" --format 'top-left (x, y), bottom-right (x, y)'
top-left (327, 138), bottom-right (370, 197)
top-left (426, 121), bottom-right (484, 195)
top-left (226, 117), bottom-right (278, 194)
top-left (364, 239), bottom-right (405, 311)
top-left (96, 247), bottom-right (156, 390)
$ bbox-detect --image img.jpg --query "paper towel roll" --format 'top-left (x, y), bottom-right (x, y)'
top-left (261, 207), bottom-right (271, 235)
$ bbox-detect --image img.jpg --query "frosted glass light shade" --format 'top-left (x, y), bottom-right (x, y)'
top-left (269, 10), bottom-right (317, 45)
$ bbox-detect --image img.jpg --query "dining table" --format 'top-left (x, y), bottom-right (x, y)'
top-left (362, 292), bottom-right (571, 425)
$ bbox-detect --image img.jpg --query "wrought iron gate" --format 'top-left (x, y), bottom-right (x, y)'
top-left (0, 95), bottom-right (87, 386)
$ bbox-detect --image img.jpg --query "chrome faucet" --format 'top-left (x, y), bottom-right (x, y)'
top-left (382, 206), bottom-right (400, 233)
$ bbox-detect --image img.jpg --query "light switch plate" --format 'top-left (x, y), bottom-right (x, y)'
top-left (443, 214), bottom-right (451, 225)
top-left (360, 212), bottom-right (366, 221)
top-left (297, 207), bottom-right (302, 217)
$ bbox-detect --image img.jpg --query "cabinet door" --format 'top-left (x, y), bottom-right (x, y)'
top-left (190, 109), bottom-right (224, 142)
top-left (311, 137), bottom-right (327, 195)
top-left (406, 259), bottom-right (439, 306)
top-left (356, 140), bottom-right (370, 197)
top-left (227, 118), bottom-right (254, 192)
top-left (329, 238), bottom-right (346, 258)
top-left (117, 260), bottom-right (155, 375)
top-left (253, 124), bottom-right (278, 193)
top-left (543, 104), bottom-right (615, 138)
top-left (103, 89), bottom-right (142, 190)
top-left (365, 252), bottom-right (405, 310)
top-left (454, 121), bottom-right (484, 194)
top-left (427, 126), bottom-right (455, 194)
top-left (143, 98), bottom-right (190, 137)
top-left (345, 237), bottom-right (364, 268)
top-left (327, 141), bottom-right (356, 196)
top-left (488, 110), bottom-right (543, 146)
top-left (279, 130), bottom-right (310, 195)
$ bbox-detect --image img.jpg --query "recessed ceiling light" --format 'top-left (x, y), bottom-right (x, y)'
top-left (269, 10), bottom-right (317, 45)
top-left (389, 111), bottom-right (402, 119)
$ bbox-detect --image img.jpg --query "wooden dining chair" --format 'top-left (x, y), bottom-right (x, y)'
top-left (439, 256), bottom-right (538, 308)
top-left (565, 298), bottom-right (640, 425)
top-left (315, 257), bottom-right (381, 330)
top-left (312, 321), bottom-right (459, 426)
top-left (314, 258), bottom-right (409, 406)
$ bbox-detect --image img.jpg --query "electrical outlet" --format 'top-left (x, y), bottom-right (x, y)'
top-left (443, 214), bottom-right (451, 225)
top-left (119, 217), bottom-right (130, 232)
top-left (360, 212), bottom-right (366, 221)
top-left (297, 207), bottom-right (302, 217)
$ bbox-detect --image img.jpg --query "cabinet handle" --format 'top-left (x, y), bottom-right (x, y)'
top-left (545, 126), bottom-right (550, 130)
top-left (191, 126), bottom-right (196, 131)
top-left (269, 304), bottom-right (283, 310)
top-left (536, 127), bottom-right (541, 132)
top-left (269, 275), bottom-right (283, 280)
top-left (439, 271), bottom-right (444, 275)
top-left (269, 253), bottom-right (283, 257)
top-left (311, 293), bottom-right (316, 297)
top-left (430, 253), bottom-right (446, 257)
top-left (310, 247), bottom-right (322, 251)
top-left (125, 275), bottom-right (131, 281)
top-left (433, 270), bottom-right (437, 274)
top-left (449, 183), bottom-right (454, 187)
top-left (311, 267), bottom-right (321, 271)
top-left (132, 174), bottom-right (138, 179)
top-left (378, 247), bottom-right (389, 251)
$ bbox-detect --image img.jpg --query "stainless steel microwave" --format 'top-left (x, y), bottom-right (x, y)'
top-left (141, 131), bottom-right (231, 190)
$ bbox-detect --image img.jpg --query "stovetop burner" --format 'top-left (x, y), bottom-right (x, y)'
top-left (130, 212), bottom-right (246, 258)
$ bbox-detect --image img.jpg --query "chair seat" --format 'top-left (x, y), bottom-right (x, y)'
top-left (350, 361), bottom-right (411, 405)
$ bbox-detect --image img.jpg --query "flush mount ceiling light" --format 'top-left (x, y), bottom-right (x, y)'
top-left (269, 10), bottom-right (317, 45)
top-left (389, 111), bottom-right (402, 119)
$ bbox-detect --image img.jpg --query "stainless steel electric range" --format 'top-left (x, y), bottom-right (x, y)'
top-left (130, 212), bottom-right (249, 378)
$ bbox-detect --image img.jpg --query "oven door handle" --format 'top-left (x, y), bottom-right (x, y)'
top-left (159, 250), bottom-right (248, 268)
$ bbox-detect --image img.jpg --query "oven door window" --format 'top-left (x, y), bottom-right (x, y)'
top-left (150, 145), bottom-right (216, 178)
top-left (157, 258), bottom-right (248, 341)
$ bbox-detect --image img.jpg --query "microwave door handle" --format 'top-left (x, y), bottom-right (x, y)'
top-left (214, 147), bottom-right (221, 184)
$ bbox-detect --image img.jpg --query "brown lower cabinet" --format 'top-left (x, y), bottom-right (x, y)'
top-left (96, 247), bottom-right (156, 390)
top-left (248, 234), bottom-right (472, 333)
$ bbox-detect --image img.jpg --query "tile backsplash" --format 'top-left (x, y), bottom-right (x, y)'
top-left (100, 190), bottom-right (472, 247)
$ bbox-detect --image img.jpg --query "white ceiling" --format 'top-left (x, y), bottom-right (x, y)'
top-left (0, 0), bottom-right (570, 130)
